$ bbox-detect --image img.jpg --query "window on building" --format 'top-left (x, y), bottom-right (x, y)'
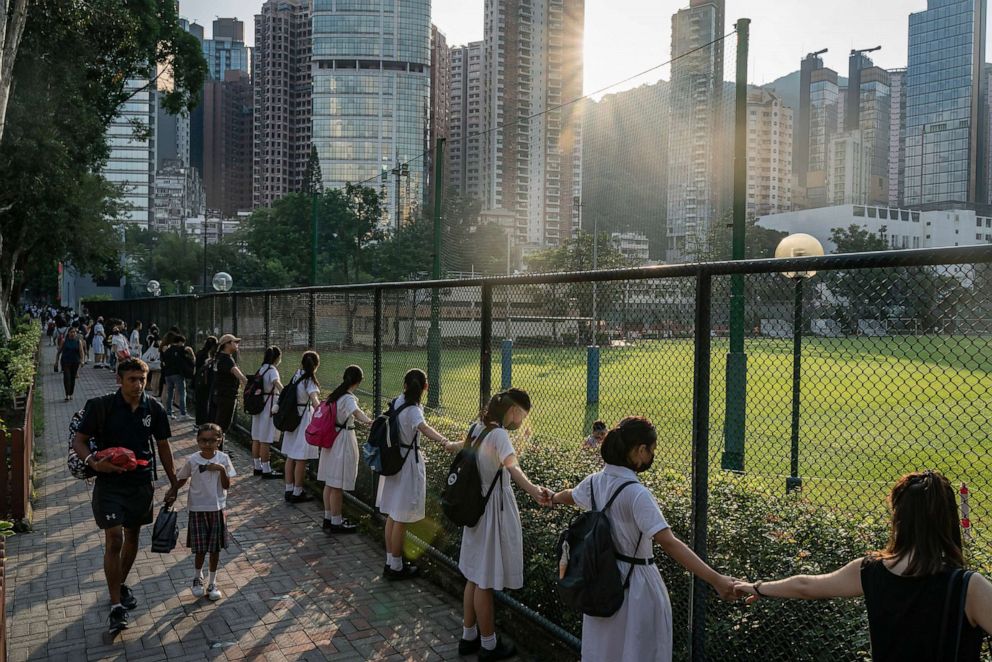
top-left (854, 206), bottom-right (865, 217)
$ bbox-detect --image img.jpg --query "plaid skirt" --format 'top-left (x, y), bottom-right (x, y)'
top-left (186, 510), bottom-right (227, 553)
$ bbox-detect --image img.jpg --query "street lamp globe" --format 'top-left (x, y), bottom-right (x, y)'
top-left (775, 233), bottom-right (824, 279)
top-left (147, 280), bottom-right (161, 296)
top-left (212, 272), bottom-right (233, 292)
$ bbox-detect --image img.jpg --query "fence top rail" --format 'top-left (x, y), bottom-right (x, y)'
top-left (115, 245), bottom-right (992, 303)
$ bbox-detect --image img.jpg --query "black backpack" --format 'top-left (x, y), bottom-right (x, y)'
top-left (363, 399), bottom-right (419, 476)
top-left (273, 373), bottom-right (304, 432)
top-left (441, 427), bottom-right (502, 527)
top-left (150, 505), bottom-right (179, 553)
top-left (555, 480), bottom-right (643, 617)
top-left (243, 366), bottom-right (272, 415)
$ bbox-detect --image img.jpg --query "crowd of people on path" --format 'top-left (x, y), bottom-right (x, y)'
top-left (53, 312), bottom-right (992, 661)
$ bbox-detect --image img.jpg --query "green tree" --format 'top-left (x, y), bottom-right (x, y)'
top-left (0, 0), bottom-right (207, 337)
top-left (0, 0), bottom-right (30, 145)
top-left (829, 224), bottom-right (889, 253)
top-left (302, 144), bottom-right (323, 195)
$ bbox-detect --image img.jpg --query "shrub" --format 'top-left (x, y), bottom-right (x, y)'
top-left (0, 318), bottom-right (41, 409)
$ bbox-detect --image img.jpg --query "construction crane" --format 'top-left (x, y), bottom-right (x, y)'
top-left (850, 45), bottom-right (882, 57)
top-left (805, 48), bottom-right (829, 60)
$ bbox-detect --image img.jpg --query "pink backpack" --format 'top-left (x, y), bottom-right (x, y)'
top-left (305, 399), bottom-right (346, 449)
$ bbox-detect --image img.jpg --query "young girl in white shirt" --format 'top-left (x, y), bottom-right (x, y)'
top-left (281, 351), bottom-right (320, 503)
top-left (549, 417), bottom-right (737, 662)
top-left (316, 365), bottom-right (371, 533)
top-left (376, 369), bottom-right (452, 580)
top-left (250, 346), bottom-right (283, 478)
top-left (166, 423), bottom-right (237, 602)
top-left (452, 388), bottom-right (552, 661)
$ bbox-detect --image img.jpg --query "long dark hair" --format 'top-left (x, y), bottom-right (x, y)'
top-left (200, 336), bottom-right (218, 357)
top-left (402, 368), bottom-right (427, 404)
top-left (262, 346), bottom-right (282, 366)
top-left (327, 365), bottom-right (363, 403)
top-left (600, 417), bottom-right (657, 470)
top-left (482, 388), bottom-right (532, 427)
top-left (300, 350), bottom-right (320, 388)
top-left (879, 470), bottom-right (963, 576)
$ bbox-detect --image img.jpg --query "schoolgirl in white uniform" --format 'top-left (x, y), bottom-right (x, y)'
top-left (281, 351), bottom-right (320, 504)
top-left (549, 417), bottom-right (738, 662)
top-left (376, 369), bottom-right (452, 580)
top-left (250, 346), bottom-right (283, 479)
top-left (317, 364), bottom-right (371, 534)
top-left (452, 388), bottom-right (552, 661)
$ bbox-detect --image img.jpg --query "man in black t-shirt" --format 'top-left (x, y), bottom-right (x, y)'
top-left (72, 358), bottom-right (177, 636)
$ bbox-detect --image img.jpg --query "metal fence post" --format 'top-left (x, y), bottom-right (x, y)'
top-left (192, 296), bottom-right (199, 347)
top-left (211, 296), bottom-right (217, 336)
top-left (500, 338), bottom-right (513, 390)
top-left (264, 293), bottom-right (272, 349)
top-left (787, 277), bottom-right (805, 492)
top-left (480, 283), bottom-right (493, 409)
top-left (231, 294), bottom-right (239, 337)
top-left (308, 292), bottom-right (317, 349)
top-left (373, 288), bottom-right (383, 416)
top-left (689, 271), bottom-right (713, 662)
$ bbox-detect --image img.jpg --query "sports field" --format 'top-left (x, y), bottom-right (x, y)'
top-left (240, 334), bottom-right (992, 532)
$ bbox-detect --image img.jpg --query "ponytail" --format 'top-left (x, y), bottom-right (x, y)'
top-left (300, 350), bottom-right (320, 388)
top-left (327, 365), bottom-right (363, 403)
top-left (482, 388), bottom-right (533, 426)
top-left (403, 368), bottom-right (427, 404)
top-left (600, 417), bottom-right (657, 469)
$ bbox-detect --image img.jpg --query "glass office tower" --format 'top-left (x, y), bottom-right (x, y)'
top-left (311, 0), bottom-right (431, 229)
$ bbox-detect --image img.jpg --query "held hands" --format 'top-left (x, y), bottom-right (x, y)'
top-left (711, 574), bottom-right (742, 602)
top-left (733, 581), bottom-right (762, 604)
top-left (530, 486), bottom-right (553, 506)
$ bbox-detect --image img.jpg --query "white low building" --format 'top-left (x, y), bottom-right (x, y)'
top-left (757, 204), bottom-right (992, 253)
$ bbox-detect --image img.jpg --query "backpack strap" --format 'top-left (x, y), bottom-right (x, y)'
top-left (937, 568), bottom-right (964, 662)
top-left (603, 480), bottom-right (638, 512)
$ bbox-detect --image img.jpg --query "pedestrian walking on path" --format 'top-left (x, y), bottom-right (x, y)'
top-left (70, 357), bottom-right (177, 638)
top-left (166, 423), bottom-right (236, 603)
top-left (55, 325), bottom-right (85, 400)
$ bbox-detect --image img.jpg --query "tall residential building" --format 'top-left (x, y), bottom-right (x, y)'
top-left (253, 0), bottom-right (312, 208)
top-left (311, 0), bottom-right (430, 229)
top-left (795, 50), bottom-right (827, 190)
top-left (746, 88), bottom-right (793, 217)
top-left (448, 41), bottom-right (486, 202)
top-left (152, 159), bottom-right (204, 232)
top-left (213, 17), bottom-right (245, 42)
top-left (904, 0), bottom-right (988, 206)
top-left (429, 25), bottom-right (451, 209)
top-left (802, 65), bottom-right (842, 208)
top-left (828, 130), bottom-right (872, 205)
top-left (202, 18), bottom-right (251, 81)
top-left (848, 52), bottom-right (891, 204)
top-left (104, 79), bottom-right (156, 229)
top-left (482, 0), bottom-right (585, 248)
top-left (666, 0), bottom-right (729, 261)
top-left (204, 70), bottom-right (254, 217)
top-left (888, 68), bottom-right (906, 206)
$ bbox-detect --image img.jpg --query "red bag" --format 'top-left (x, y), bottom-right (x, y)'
top-left (93, 447), bottom-right (149, 471)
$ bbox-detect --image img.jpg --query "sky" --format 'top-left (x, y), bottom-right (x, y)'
top-left (179, 0), bottom-right (971, 97)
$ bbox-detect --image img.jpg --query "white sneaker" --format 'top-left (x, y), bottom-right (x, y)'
top-left (207, 584), bottom-right (222, 601)
top-left (191, 577), bottom-right (205, 597)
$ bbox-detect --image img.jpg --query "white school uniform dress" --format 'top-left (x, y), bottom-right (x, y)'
top-left (316, 393), bottom-right (362, 490)
top-left (280, 370), bottom-right (320, 461)
top-left (250, 364), bottom-right (281, 443)
top-left (571, 464), bottom-right (673, 662)
top-left (375, 394), bottom-right (426, 523)
top-left (457, 427), bottom-right (524, 591)
top-left (129, 329), bottom-right (141, 356)
top-left (92, 323), bottom-right (105, 355)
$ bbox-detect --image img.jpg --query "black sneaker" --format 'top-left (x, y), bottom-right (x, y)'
top-left (326, 519), bottom-right (358, 534)
top-left (253, 468), bottom-right (263, 476)
top-left (322, 518), bottom-right (333, 531)
top-left (119, 584), bottom-right (137, 610)
top-left (285, 491), bottom-right (293, 502)
top-left (108, 605), bottom-right (129, 633)
top-left (478, 637), bottom-right (516, 661)
top-left (384, 563), bottom-right (420, 581)
top-left (262, 470), bottom-right (282, 480)
top-left (289, 492), bottom-right (314, 504)
top-left (458, 636), bottom-right (481, 656)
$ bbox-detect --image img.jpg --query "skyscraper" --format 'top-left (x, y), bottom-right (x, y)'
top-left (310, 0), bottom-right (431, 229)
top-left (888, 68), bottom-right (906, 206)
top-left (253, 0), bottom-right (312, 208)
top-left (448, 41), bottom-right (485, 201)
top-left (795, 50), bottom-right (829, 193)
top-left (482, 0), bottom-right (585, 247)
top-left (843, 50), bottom-right (890, 204)
top-left (666, 0), bottom-right (730, 262)
top-left (904, 0), bottom-right (988, 206)
top-left (202, 18), bottom-right (251, 81)
top-left (746, 88), bottom-right (793, 217)
top-left (104, 78), bottom-right (156, 229)
top-left (204, 70), bottom-right (254, 217)
top-left (429, 25), bottom-right (451, 209)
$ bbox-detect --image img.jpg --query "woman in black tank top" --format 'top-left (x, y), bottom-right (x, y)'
top-left (734, 471), bottom-right (991, 661)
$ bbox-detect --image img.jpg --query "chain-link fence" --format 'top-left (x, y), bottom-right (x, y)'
top-left (89, 245), bottom-right (992, 661)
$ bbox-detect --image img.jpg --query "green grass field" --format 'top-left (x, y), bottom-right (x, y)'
top-left (239, 334), bottom-right (992, 539)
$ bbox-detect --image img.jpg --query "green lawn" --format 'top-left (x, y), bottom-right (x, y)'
top-left (239, 335), bottom-right (992, 541)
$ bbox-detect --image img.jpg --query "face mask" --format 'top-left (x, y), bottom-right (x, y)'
top-left (637, 449), bottom-right (655, 473)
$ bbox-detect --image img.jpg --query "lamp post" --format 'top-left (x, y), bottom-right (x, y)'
top-left (212, 272), bottom-right (233, 293)
top-left (147, 280), bottom-right (161, 297)
top-left (775, 233), bottom-right (824, 493)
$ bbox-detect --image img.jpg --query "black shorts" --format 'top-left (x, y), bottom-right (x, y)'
top-left (92, 480), bottom-right (154, 530)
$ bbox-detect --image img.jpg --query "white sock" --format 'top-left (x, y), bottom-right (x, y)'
top-left (331, 515), bottom-right (343, 525)
top-left (389, 556), bottom-right (403, 572)
top-left (261, 462), bottom-right (271, 472)
top-left (285, 484), bottom-right (294, 492)
top-left (292, 487), bottom-right (303, 496)
top-left (110, 603), bottom-right (124, 612)
top-left (195, 568), bottom-right (204, 579)
top-left (324, 510), bottom-right (333, 520)
top-left (463, 625), bottom-right (478, 640)
top-left (481, 633), bottom-right (497, 651)
top-left (253, 458), bottom-right (262, 469)
top-left (207, 571), bottom-right (216, 586)
top-left (386, 552), bottom-right (394, 566)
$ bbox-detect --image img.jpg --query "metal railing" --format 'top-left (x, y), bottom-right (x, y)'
top-left (90, 245), bottom-right (992, 661)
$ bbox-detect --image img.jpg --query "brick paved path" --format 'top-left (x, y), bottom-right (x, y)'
top-left (4, 345), bottom-right (493, 661)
